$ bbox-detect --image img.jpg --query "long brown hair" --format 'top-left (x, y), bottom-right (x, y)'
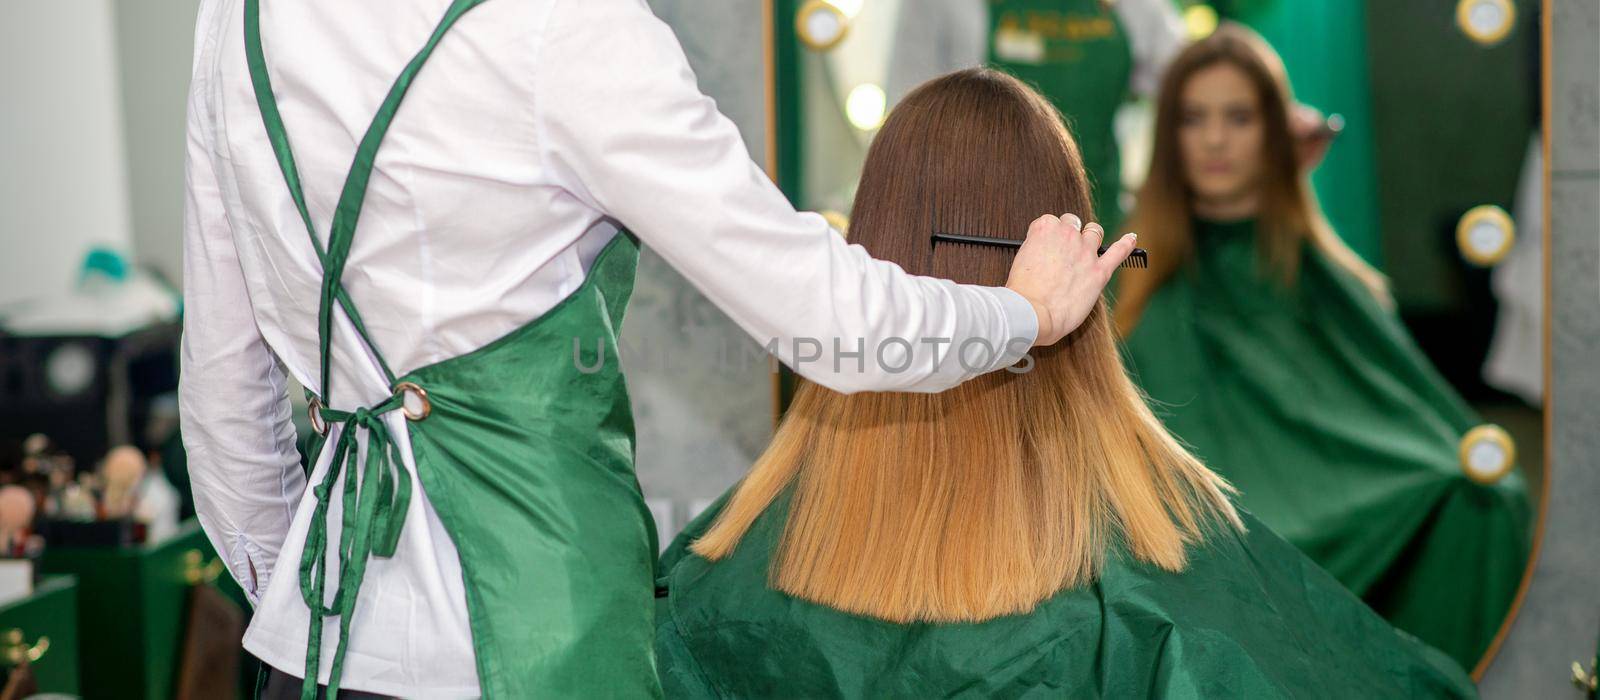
top-left (691, 69), bottom-right (1241, 624)
top-left (1114, 24), bottom-right (1388, 334)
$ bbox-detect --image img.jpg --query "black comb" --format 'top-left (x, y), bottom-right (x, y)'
top-left (931, 232), bottom-right (1148, 269)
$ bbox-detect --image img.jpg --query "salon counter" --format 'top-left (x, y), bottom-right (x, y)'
top-left (39, 519), bottom-right (250, 700)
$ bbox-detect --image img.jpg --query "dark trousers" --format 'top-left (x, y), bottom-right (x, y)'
top-left (260, 666), bottom-right (397, 700)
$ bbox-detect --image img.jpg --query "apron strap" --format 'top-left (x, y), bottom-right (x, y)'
top-left (242, 1), bottom-right (491, 697)
top-left (242, 0), bottom-right (397, 396)
top-left (308, 0), bottom-right (492, 406)
top-left (243, 0), bottom-right (492, 405)
top-left (294, 398), bottom-right (412, 700)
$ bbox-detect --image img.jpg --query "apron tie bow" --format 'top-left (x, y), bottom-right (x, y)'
top-left (296, 388), bottom-right (417, 699)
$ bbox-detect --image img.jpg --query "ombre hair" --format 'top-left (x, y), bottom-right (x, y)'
top-left (691, 68), bottom-right (1242, 624)
top-left (1114, 24), bottom-right (1388, 334)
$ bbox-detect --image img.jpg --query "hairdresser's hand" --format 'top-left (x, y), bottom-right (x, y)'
top-left (1006, 214), bottom-right (1136, 347)
top-left (1292, 103), bottom-right (1334, 172)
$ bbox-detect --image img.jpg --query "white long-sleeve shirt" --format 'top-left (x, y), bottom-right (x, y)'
top-left (178, 0), bottom-right (1036, 695)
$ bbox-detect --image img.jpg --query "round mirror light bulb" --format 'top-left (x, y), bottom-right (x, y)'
top-left (1459, 424), bottom-right (1516, 485)
top-left (1456, 204), bottom-right (1515, 267)
top-left (845, 83), bottom-right (887, 131)
top-left (1457, 0), bottom-right (1516, 46)
top-left (829, 0), bottom-right (864, 19)
top-left (1184, 5), bottom-right (1219, 40)
top-left (797, 0), bottom-right (850, 52)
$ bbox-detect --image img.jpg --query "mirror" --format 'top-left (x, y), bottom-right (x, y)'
top-left (772, 0), bottom-right (1545, 680)
top-left (789, 0), bottom-right (896, 221)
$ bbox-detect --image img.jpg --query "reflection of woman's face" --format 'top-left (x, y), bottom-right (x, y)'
top-left (1178, 63), bottom-right (1264, 211)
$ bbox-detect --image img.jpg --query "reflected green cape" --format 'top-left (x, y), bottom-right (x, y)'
top-left (654, 493), bottom-right (1475, 698)
top-left (1120, 218), bottom-right (1531, 669)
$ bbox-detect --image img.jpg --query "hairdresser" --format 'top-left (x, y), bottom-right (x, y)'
top-left (178, 0), bottom-right (1135, 697)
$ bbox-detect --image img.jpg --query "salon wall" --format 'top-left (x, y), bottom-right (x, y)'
top-left (627, 0), bottom-right (775, 542)
top-left (0, 1), bottom-right (135, 308)
top-left (1478, 0), bottom-right (1600, 695)
top-left (111, 0), bottom-right (202, 289)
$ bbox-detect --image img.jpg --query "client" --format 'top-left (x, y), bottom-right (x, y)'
top-left (654, 68), bottom-right (1475, 698)
top-left (1115, 25), bottom-right (1529, 668)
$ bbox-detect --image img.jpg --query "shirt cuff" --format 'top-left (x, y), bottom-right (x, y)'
top-left (227, 534), bottom-right (270, 608)
top-left (984, 285), bottom-right (1039, 371)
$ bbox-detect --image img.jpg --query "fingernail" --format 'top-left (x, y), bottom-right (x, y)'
top-left (1127, 232), bottom-right (1138, 242)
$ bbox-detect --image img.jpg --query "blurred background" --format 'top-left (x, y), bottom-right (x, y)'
top-left (0, 0), bottom-right (1593, 697)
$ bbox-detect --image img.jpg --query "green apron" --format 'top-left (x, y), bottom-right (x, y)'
top-left (1120, 218), bottom-right (1531, 669)
top-left (988, 0), bottom-right (1132, 229)
top-left (654, 493), bottom-right (1477, 698)
top-left (243, 1), bottom-right (659, 697)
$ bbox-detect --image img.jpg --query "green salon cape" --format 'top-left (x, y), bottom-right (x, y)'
top-left (654, 492), bottom-right (1476, 698)
top-left (1120, 218), bottom-right (1531, 670)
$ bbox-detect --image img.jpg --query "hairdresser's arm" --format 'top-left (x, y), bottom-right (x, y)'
top-left (536, 0), bottom-right (1122, 393)
top-left (179, 0), bottom-right (302, 606)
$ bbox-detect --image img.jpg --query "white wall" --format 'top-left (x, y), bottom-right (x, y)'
top-left (0, 1), bottom-right (134, 308)
top-left (112, 0), bottom-right (203, 288)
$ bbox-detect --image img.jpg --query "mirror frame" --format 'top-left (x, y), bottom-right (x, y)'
top-left (1468, 0), bottom-right (1552, 681)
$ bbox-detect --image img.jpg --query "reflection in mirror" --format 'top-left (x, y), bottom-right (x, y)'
top-left (774, 0), bottom-right (1544, 679)
top-left (1112, 21), bottom-right (1531, 673)
top-left (794, 0), bottom-right (897, 218)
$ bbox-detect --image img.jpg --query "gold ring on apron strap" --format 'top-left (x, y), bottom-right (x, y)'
top-left (307, 397), bottom-right (329, 436)
top-left (393, 381), bottom-right (431, 422)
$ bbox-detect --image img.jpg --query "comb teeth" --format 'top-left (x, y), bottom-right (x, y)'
top-left (932, 232), bottom-right (1149, 270)
top-left (1095, 245), bottom-right (1150, 269)
top-left (1119, 248), bottom-right (1149, 269)
top-left (931, 231), bottom-right (1020, 249)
